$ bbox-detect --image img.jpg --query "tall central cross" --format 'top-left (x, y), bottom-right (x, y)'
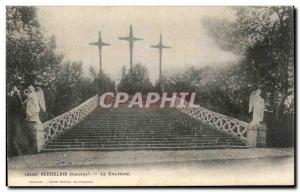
top-left (150, 34), bottom-right (171, 80)
top-left (89, 31), bottom-right (110, 74)
top-left (118, 25), bottom-right (143, 71)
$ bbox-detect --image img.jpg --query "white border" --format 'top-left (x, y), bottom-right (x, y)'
top-left (0, 0), bottom-right (298, 191)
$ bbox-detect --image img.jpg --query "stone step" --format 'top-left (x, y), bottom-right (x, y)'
top-left (57, 133), bottom-right (233, 139)
top-left (48, 140), bottom-right (243, 146)
top-left (62, 129), bottom-right (220, 133)
top-left (86, 122), bottom-right (175, 124)
top-left (45, 142), bottom-right (245, 149)
top-left (87, 117), bottom-right (176, 119)
top-left (85, 118), bottom-right (183, 121)
top-left (42, 107), bottom-right (246, 152)
top-left (82, 121), bottom-right (199, 124)
top-left (72, 125), bottom-right (202, 132)
top-left (78, 127), bottom-right (208, 130)
top-left (71, 127), bottom-right (203, 131)
top-left (56, 137), bottom-right (236, 142)
top-left (87, 115), bottom-right (173, 117)
top-left (86, 117), bottom-right (173, 120)
top-left (73, 124), bottom-right (210, 128)
top-left (59, 134), bottom-right (227, 138)
top-left (81, 122), bottom-right (175, 125)
top-left (76, 123), bottom-right (204, 127)
top-left (71, 126), bottom-right (214, 130)
top-left (42, 145), bottom-right (247, 152)
top-left (69, 125), bottom-right (214, 132)
top-left (70, 129), bottom-right (208, 133)
top-left (52, 136), bottom-right (238, 142)
top-left (61, 131), bottom-right (215, 135)
top-left (48, 140), bottom-right (217, 145)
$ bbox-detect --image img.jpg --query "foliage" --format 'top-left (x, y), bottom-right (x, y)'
top-left (118, 64), bottom-right (154, 94)
top-left (162, 7), bottom-right (294, 146)
top-left (162, 66), bottom-right (249, 120)
top-left (6, 7), bottom-right (62, 91)
top-left (201, 7), bottom-right (294, 116)
top-left (50, 61), bottom-right (99, 115)
top-left (6, 7), bottom-right (98, 156)
top-left (96, 71), bottom-right (115, 94)
top-left (163, 7), bottom-right (294, 124)
top-left (7, 6), bottom-right (98, 117)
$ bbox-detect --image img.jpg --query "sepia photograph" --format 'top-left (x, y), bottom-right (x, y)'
top-left (6, 6), bottom-right (295, 186)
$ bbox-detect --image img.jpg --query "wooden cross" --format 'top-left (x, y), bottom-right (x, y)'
top-left (118, 25), bottom-right (143, 71)
top-left (150, 34), bottom-right (171, 80)
top-left (90, 31), bottom-right (110, 74)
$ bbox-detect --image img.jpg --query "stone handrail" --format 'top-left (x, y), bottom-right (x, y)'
top-left (176, 97), bottom-right (248, 142)
top-left (42, 94), bottom-right (98, 145)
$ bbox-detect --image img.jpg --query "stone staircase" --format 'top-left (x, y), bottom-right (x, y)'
top-left (42, 107), bottom-right (246, 152)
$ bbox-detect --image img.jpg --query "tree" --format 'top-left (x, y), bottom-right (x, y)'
top-left (6, 7), bottom-right (62, 92)
top-left (118, 63), bottom-right (154, 94)
top-left (202, 7), bottom-right (294, 116)
top-left (6, 7), bottom-right (99, 156)
top-left (6, 7), bottom-right (60, 156)
top-left (97, 71), bottom-right (115, 94)
top-left (201, 7), bottom-right (294, 146)
top-left (88, 66), bottom-right (97, 80)
top-left (162, 66), bottom-right (246, 119)
top-left (121, 66), bottom-right (127, 80)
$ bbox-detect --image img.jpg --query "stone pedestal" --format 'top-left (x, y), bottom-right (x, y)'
top-left (247, 122), bottom-right (267, 147)
top-left (26, 121), bottom-right (45, 153)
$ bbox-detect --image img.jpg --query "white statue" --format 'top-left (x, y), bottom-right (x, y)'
top-left (23, 85), bottom-right (46, 123)
top-left (249, 89), bottom-right (265, 125)
top-left (284, 94), bottom-right (294, 113)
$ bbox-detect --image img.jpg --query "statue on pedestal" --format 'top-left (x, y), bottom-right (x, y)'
top-left (248, 89), bottom-right (267, 147)
top-left (12, 85), bottom-right (46, 153)
top-left (249, 89), bottom-right (265, 125)
top-left (24, 85), bottom-right (46, 152)
top-left (23, 85), bottom-right (46, 123)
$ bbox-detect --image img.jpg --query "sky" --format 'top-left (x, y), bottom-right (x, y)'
top-left (37, 6), bottom-right (240, 83)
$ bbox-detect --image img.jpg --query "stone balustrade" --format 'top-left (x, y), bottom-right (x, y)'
top-left (176, 97), bottom-right (249, 143)
top-left (38, 94), bottom-right (266, 151)
top-left (42, 95), bottom-right (99, 146)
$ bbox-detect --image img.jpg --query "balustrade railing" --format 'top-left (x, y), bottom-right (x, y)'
top-left (42, 94), bottom-right (98, 145)
top-left (176, 98), bottom-right (249, 142)
top-left (41, 94), bottom-right (251, 149)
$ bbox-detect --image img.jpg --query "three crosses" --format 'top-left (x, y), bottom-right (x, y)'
top-left (89, 25), bottom-right (170, 80)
